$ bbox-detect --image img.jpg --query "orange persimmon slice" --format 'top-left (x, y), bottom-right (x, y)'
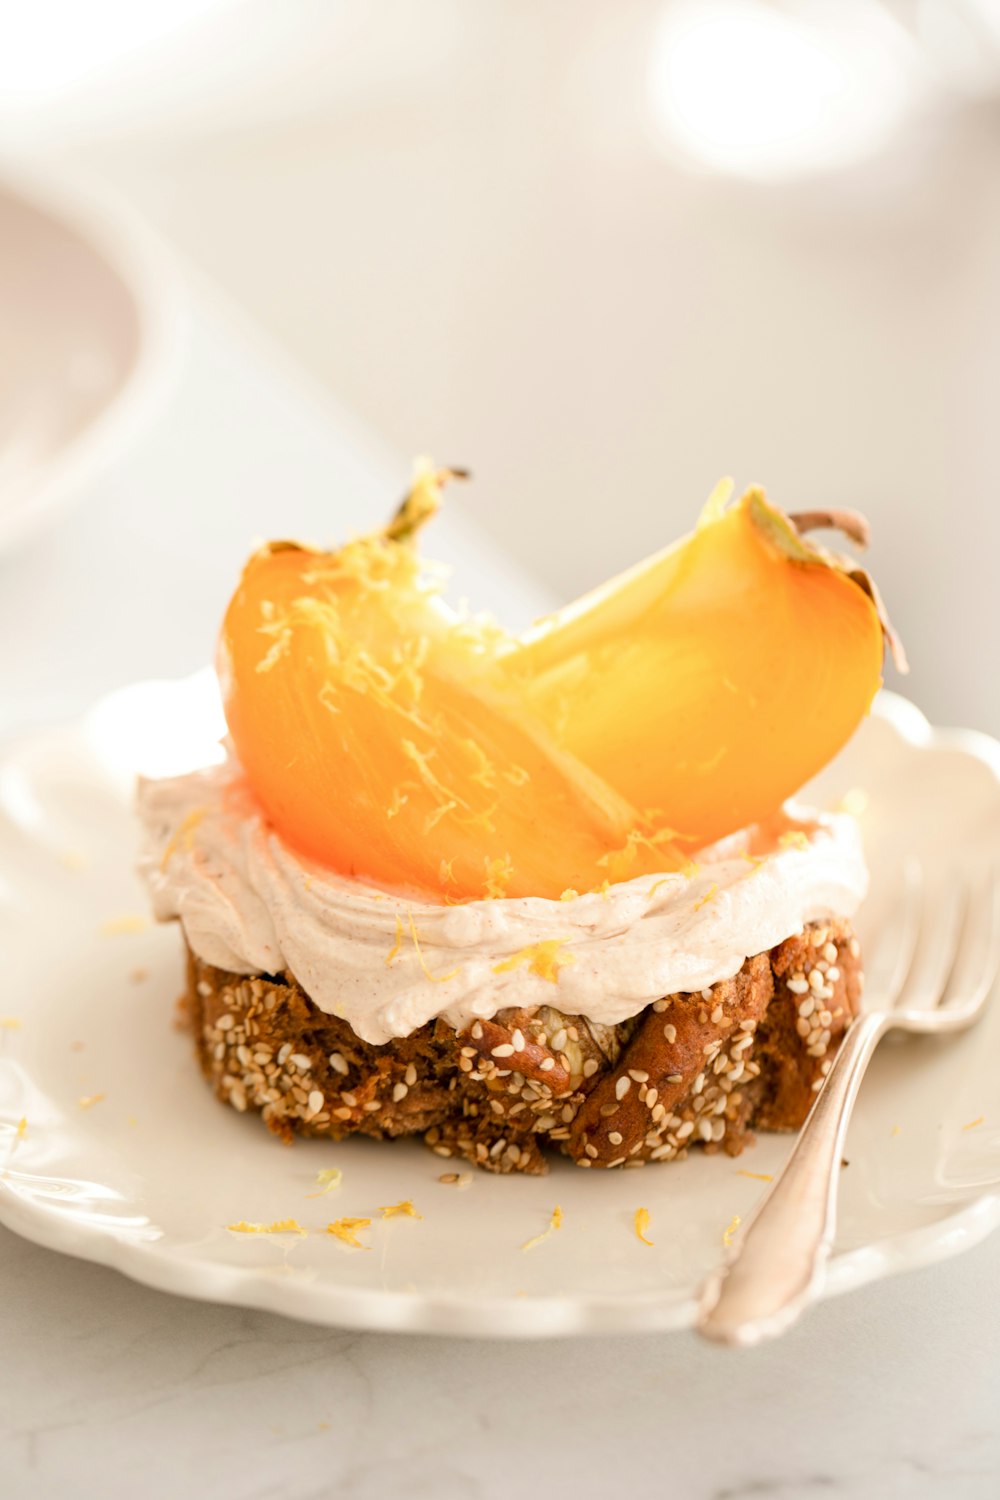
top-left (218, 474), bottom-right (685, 901)
top-left (511, 483), bottom-right (903, 847)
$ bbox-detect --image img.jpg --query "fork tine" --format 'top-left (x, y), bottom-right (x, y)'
top-left (895, 877), bottom-right (966, 1013)
top-left (864, 859), bottom-right (923, 1008)
top-left (938, 867), bottom-right (1000, 1019)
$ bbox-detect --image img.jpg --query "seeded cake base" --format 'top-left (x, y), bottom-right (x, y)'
top-left (184, 919), bottom-right (862, 1174)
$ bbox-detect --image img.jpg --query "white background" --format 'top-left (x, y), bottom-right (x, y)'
top-left (3, 5), bottom-right (1000, 1493)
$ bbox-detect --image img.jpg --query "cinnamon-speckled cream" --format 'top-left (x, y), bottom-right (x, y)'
top-left (137, 762), bottom-right (867, 1046)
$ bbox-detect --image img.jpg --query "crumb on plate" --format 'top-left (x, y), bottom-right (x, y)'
top-left (521, 1204), bottom-right (563, 1251)
top-left (634, 1206), bottom-right (653, 1247)
top-left (326, 1217), bottom-right (372, 1248)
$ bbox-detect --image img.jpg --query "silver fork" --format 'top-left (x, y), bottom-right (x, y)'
top-left (696, 865), bottom-right (1000, 1346)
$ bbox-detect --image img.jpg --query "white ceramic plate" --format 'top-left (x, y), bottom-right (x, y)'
top-left (1, 675), bottom-right (999, 1338)
top-left (0, 169), bottom-right (176, 554)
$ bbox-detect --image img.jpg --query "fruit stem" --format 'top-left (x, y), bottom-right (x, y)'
top-left (385, 461), bottom-right (470, 545)
top-left (789, 509), bottom-right (870, 549)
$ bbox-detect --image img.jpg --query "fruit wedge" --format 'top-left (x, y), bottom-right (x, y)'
top-left (510, 482), bottom-right (903, 846)
top-left (219, 467), bottom-right (686, 901)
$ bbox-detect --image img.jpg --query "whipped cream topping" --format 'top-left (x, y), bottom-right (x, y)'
top-left (137, 762), bottom-right (867, 1046)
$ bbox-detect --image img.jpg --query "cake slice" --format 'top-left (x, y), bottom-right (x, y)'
top-left (139, 467), bottom-right (898, 1173)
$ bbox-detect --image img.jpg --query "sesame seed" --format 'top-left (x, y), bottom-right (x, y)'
top-left (491, 1043), bottom-right (516, 1058)
top-left (405, 1063), bottom-right (418, 1086)
top-left (217, 1014), bottom-right (234, 1031)
top-left (289, 1053), bottom-right (312, 1071)
top-left (693, 1073), bottom-right (706, 1094)
top-left (490, 1139), bottom-right (506, 1158)
top-left (711, 1005), bottom-right (724, 1024)
top-left (585, 1144), bottom-right (599, 1159)
top-left (663, 1023), bottom-right (677, 1043)
top-left (826, 966), bottom-right (841, 982)
top-left (583, 1058), bottom-right (599, 1077)
top-left (652, 999), bottom-right (668, 1013)
top-left (608, 1131), bottom-right (624, 1146)
top-left (392, 1082), bottom-right (409, 1103)
top-left (711, 1118), bottom-right (726, 1142)
top-left (666, 1073), bottom-right (683, 1083)
top-left (341, 1092), bottom-right (358, 1107)
top-left (615, 1076), bottom-right (631, 1101)
top-left (600, 1102), bottom-right (620, 1118)
top-left (629, 1069), bottom-right (649, 1083)
top-left (307, 1090), bottom-right (324, 1115)
top-left (700, 989), bottom-right (713, 1001)
top-left (798, 996), bottom-right (816, 1019)
top-left (328, 1051), bottom-right (349, 1075)
top-left (539, 1057), bottom-right (556, 1072)
top-left (698, 1118), bottom-right (714, 1141)
top-left (550, 1028), bottom-right (568, 1052)
top-left (364, 1100), bottom-right (381, 1112)
top-left (849, 938), bottom-right (861, 959)
top-left (786, 977), bottom-right (809, 995)
top-left (536, 1114), bottom-right (556, 1130)
top-left (823, 942), bottom-right (838, 964)
top-left (511, 1029), bottom-right (525, 1052)
top-left (808, 969), bottom-right (824, 991)
top-left (646, 1087), bottom-right (658, 1107)
top-left (676, 1120), bottom-right (694, 1139)
top-left (651, 1103), bottom-right (667, 1123)
top-left (333, 1106), bottom-right (352, 1120)
top-left (471, 1021), bottom-right (483, 1039)
top-left (796, 1018), bottom-right (811, 1038)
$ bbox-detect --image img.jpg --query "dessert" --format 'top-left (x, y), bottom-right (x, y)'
top-left (139, 467), bottom-right (901, 1173)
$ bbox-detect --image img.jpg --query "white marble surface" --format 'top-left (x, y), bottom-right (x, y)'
top-left (2, 277), bottom-right (1000, 1500)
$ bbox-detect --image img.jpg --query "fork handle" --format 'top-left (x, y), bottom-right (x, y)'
top-left (696, 1011), bottom-right (888, 1345)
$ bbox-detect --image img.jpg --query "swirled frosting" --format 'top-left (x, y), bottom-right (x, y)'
top-left (137, 762), bottom-right (867, 1046)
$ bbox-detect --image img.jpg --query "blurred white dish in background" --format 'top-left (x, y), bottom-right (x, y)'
top-left (648, 0), bottom-right (919, 180)
top-left (0, 170), bottom-right (177, 554)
